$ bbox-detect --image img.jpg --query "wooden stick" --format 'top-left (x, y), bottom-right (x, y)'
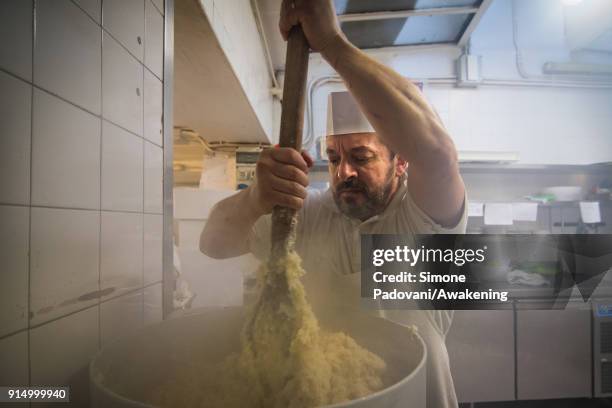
top-left (270, 26), bottom-right (310, 258)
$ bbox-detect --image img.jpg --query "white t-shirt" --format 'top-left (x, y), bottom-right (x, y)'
top-left (248, 176), bottom-right (468, 408)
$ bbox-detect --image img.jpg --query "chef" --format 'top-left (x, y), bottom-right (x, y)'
top-left (200, 0), bottom-right (467, 406)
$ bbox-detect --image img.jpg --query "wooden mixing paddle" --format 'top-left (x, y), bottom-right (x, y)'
top-left (244, 25), bottom-right (310, 350)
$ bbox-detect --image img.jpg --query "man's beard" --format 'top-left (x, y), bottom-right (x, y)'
top-left (332, 167), bottom-right (396, 221)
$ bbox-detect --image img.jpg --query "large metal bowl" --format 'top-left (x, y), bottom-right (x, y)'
top-left (90, 307), bottom-right (426, 408)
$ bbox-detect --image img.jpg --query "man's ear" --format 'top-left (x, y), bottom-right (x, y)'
top-left (395, 156), bottom-right (408, 176)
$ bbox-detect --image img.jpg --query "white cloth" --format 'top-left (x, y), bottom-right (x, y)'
top-left (248, 176), bottom-right (468, 408)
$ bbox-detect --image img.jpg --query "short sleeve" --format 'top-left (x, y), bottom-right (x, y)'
top-left (402, 189), bottom-right (468, 234)
top-left (248, 214), bottom-right (272, 261)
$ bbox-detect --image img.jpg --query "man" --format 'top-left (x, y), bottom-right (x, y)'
top-left (200, 0), bottom-right (467, 406)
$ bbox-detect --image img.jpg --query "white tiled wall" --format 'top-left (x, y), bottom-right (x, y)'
top-left (0, 206), bottom-right (29, 337)
top-left (0, 0), bottom-right (33, 80)
top-left (32, 90), bottom-right (101, 209)
top-left (0, 71), bottom-right (31, 205)
top-left (0, 1), bottom-right (166, 405)
top-left (144, 140), bottom-right (164, 213)
top-left (102, 32), bottom-right (144, 136)
top-left (0, 331), bottom-right (29, 386)
top-left (35, 0), bottom-right (102, 115)
top-left (102, 120), bottom-right (144, 211)
top-left (30, 207), bottom-right (100, 326)
top-left (100, 211), bottom-right (144, 299)
top-left (144, 69), bottom-right (163, 145)
top-left (102, 0), bottom-right (145, 62)
top-left (144, 214), bottom-right (163, 285)
top-left (145, 0), bottom-right (164, 78)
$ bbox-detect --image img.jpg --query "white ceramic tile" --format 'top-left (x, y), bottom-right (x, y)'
top-left (100, 211), bottom-right (143, 299)
top-left (100, 290), bottom-right (143, 346)
top-left (144, 214), bottom-right (163, 285)
top-left (30, 306), bottom-right (98, 406)
top-left (144, 141), bottom-right (163, 214)
top-left (74, 0), bottom-right (101, 23)
top-left (0, 71), bottom-right (31, 205)
top-left (103, 0), bottom-right (144, 61)
top-left (150, 0), bottom-right (164, 15)
top-left (145, 1), bottom-right (163, 79)
top-left (32, 90), bottom-right (100, 210)
top-left (30, 208), bottom-right (99, 326)
top-left (35, 0), bottom-right (101, 114)
top-left (101, 121), bottom-right (143, 211)
top-left (0, 331), bottom-right (28, 387)
top-left (143, 283), bottom-right (162, 325)
top-left (0, 206), bottom-right (29, 337)
top-left (102, 33), bottom-right (143, 136)
top-left (144, 69), bottom-right (163, 146)
top-left (0, 0), bottom-right (32, 80)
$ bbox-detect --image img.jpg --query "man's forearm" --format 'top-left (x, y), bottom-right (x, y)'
top-left (199, 187), bottom-right (264, 259)
top-left (321, 37), bottom-right (456, 168)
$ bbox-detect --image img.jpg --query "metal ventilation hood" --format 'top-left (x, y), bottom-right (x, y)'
top-left (335, 0), bottom-right (492, 49)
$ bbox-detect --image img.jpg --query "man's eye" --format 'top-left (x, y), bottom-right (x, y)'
top-left (329, 157), bottom-right (339, 165)
top-left (354, 156), bottom-right (372, 164)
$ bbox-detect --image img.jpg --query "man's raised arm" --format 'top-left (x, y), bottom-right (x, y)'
top-left (280, 0), bottom-right (465, 227)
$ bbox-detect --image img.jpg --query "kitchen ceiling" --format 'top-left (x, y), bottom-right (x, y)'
top-left (256, 0), bottom-right (492, 70)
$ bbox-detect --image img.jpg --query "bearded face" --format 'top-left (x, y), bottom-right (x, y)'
top-left (326, 133), bottom-right (405, 221)
top-left (332, 162), bottom-right (396, 220)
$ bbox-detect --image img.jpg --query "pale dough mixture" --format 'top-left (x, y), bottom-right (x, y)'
top-left (150, 252), bottom-right (386, 408)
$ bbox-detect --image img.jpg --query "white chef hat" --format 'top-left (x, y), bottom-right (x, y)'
top-left (326, 91), bottom-right (375, 136)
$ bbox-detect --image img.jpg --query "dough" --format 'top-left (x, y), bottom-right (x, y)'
top-left (151, 252), bottom-right (386, 408)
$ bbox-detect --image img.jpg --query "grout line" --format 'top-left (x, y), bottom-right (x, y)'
top-left (69, 0), bottom-right (100, 27)
top-left (142, 0), bottom-right (147, 326)
top-left (25, 283), bottom-right (162, 334)
top-left (7, 203), bottom-right (162, 215)
top-left (143, 280), bottom-right (164, 290)
top-left (28, 303), bottom-right (99, 331)
top-left (149, 0), bottom-right (164, 19)
top-left (98, 0), bottom-right (103, 352)
top-left (0, 67), bottom-right (32, 87)
top-left (27, 0), bottom-right (36, 389)
top-left (0, 327), bottom-right (29, 342)
top-left (0, 202), bottom-right (163, 215)
top-left (99, 284), bottom-right (158, 306)
top-left (144, 63), bottom-right (163, 85)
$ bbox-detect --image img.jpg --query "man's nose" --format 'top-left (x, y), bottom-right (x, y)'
top-left (337, 158), bottom-right (358, 180)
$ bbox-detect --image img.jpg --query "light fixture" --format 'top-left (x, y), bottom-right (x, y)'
top-left (561, 0), bottom-right (583, 5)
